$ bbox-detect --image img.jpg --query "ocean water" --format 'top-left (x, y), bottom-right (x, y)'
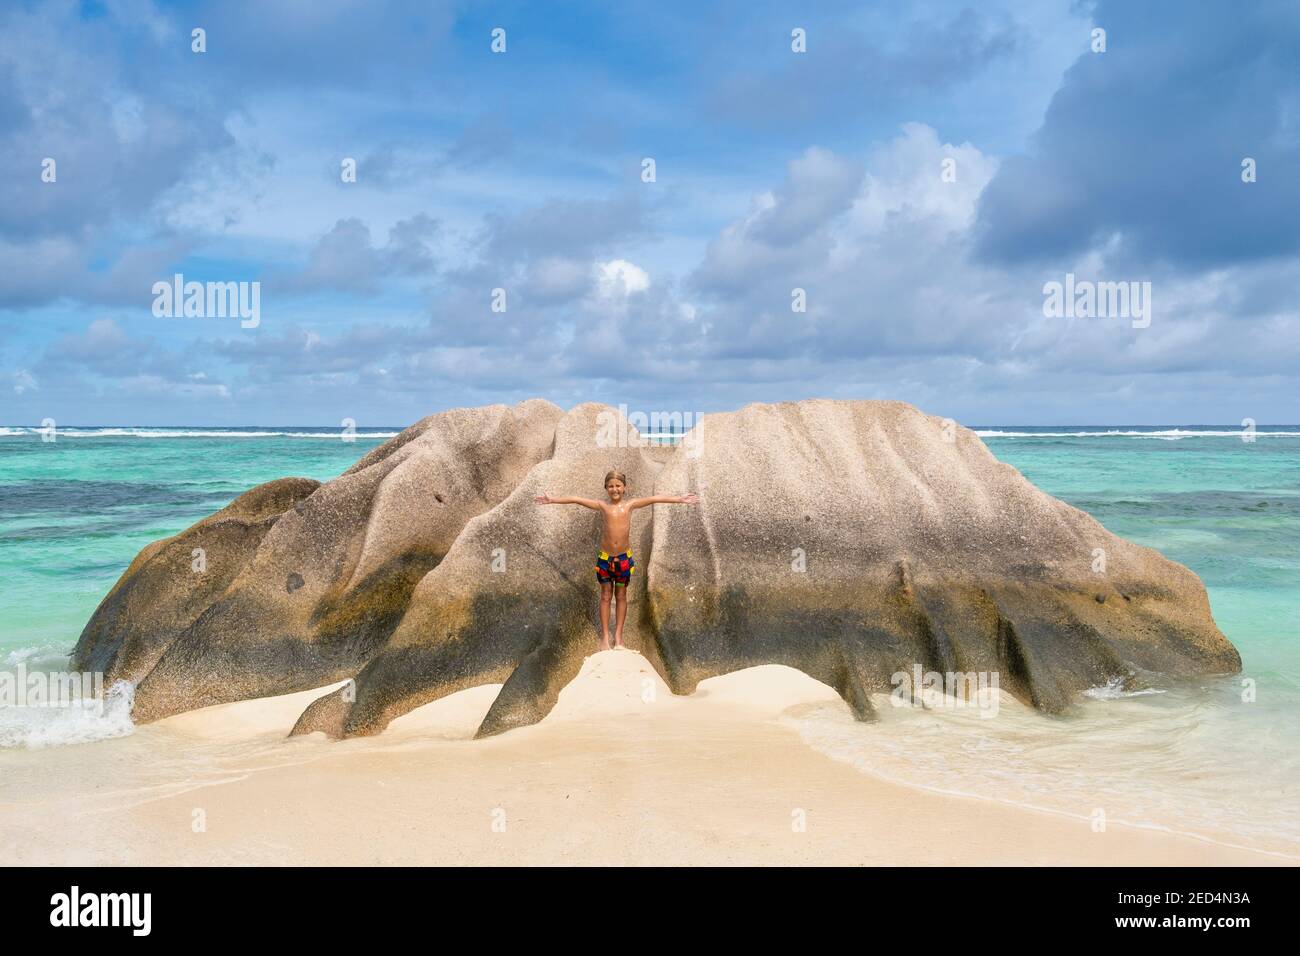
top-left (1, 424), bottom-right (1297, 855)
top-left (789, 427), bottom-right (1300, 857)
top-left (0, 428), bottom-right (395, 748)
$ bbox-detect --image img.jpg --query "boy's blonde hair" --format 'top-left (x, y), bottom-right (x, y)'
top-left (604, 469), bottom-right (627, 489)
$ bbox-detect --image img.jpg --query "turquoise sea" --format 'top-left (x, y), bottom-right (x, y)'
top-left (1, 424), bottom-right (1298, 856)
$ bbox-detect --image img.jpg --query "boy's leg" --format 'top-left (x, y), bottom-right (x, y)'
top-left (599, 583), bottom-right (613, 650)
top-left (613, 585), bottom-right (628, 648)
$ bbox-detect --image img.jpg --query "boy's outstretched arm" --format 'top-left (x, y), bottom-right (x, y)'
top-left (629, 493), bottom-right (699, 510)
top-left (534, 492), bottom-right (603, 509)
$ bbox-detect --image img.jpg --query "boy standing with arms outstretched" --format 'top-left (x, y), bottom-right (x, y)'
top-left (535, 470), bottom-right (698, 650)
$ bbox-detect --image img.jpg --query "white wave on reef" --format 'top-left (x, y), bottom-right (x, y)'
top-left (0, 679), bottom-right (136, 750)
top-left (0, 427), bottom-right (400, 439)
top-left (5, 424), bottom-right (1297, 440)
top-left (974, 428), bottom-right (1300, 438)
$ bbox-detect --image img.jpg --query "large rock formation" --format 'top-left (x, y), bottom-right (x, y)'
top-left (73, 398), bottom-right (1240, 736)
top-left (73, 399), bottom-right (563, 721)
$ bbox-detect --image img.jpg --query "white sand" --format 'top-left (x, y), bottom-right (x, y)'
top-left (0, 651), bottom-right (1290, 866)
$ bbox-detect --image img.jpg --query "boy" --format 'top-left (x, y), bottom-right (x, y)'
top-left (535, 470), bottom-right (698, 650)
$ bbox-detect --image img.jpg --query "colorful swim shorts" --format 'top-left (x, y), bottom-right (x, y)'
top-left (596, 549), bottom-right (635, 586)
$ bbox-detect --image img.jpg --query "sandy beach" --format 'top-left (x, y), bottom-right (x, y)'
top-left (1, 651), bottom-right (1288, 867)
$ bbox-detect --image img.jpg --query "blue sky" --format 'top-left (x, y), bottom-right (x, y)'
top-left (2, 0), bottom-right (1298, 425)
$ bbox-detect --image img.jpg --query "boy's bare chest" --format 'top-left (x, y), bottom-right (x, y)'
top-left (602, 504), bottom-right (632, 525)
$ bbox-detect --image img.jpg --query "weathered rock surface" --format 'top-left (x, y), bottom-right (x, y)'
top-left (74, 398), bottom-right (1240, 736)
top-left (72, 399), bottom-right (563, 721)
top-left (73, 477), bottom-right (320, 686)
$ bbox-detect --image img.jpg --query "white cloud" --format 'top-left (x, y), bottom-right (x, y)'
top-left (846, 122), bottom-right (999, 238)
top-left (526, 256), bottom-right (593, 303)
top-left (594, 259), bottom-right (650, 299)
top-left (13, 369), bottom-right (37, 395)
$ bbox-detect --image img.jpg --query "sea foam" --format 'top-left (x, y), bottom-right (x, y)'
top-left (0, 679), bottom-right (135, 750)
